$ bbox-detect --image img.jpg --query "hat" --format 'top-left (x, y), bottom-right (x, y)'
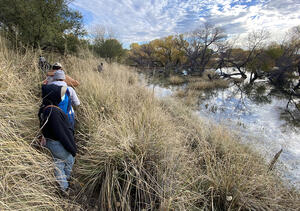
top-left (53, 70), bottom-right (66, 80)
top-left (53, 62), bottom-right (62, 68)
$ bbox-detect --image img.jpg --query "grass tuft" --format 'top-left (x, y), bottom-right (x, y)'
top-left (188, 79), bottom-right (230, 90)
top-left (168, 75), bottom-right (186, 85)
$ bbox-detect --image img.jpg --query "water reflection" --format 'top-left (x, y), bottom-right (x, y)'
top-left (145, 75), bottom-right (300, 189)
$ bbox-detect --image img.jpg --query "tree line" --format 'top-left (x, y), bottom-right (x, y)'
top-left (127, 24), bottom-right (300, 90)
top-left (0, 0), bottom-right (125, 60)
top-left (0, 0), bottom-right (299, 89)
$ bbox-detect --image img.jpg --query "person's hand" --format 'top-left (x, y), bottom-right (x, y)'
top-left (40, 135), bottom-right (46, 146)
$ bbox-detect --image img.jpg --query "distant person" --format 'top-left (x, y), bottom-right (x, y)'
top-left (97, 62), bottom-right (104, 72)
top-left (43, 62), bottom-right (80, 87)
top-left (38, 82), bottom-right (77, 192)
top-left (38, 55), bottom-right (47, 71)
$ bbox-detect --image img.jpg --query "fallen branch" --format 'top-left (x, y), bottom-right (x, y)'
top-left (221, 72), bottom-right (243, 78)
top-left (268, 149), bottom-right (283, 171)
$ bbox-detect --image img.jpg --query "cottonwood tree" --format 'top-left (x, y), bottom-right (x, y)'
top-left (150, 36), bottom-right (186, 74)
top-left (128, 37), bottom-right (186, 75)
top-left (127, 24), bottom-right (226, 76)
top-left (140, 43), bottom-right (157, 67)
top-left (128, 42), bottom-right (158, 68)
top-left (176, 23), bottom-right (227, 75)
top-left (128, 43), bottom-right (144, 66)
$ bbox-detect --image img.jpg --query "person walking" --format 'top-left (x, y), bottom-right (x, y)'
top-left (49, 70), bottom-right (80, 129)
top-left (39, 84), bottom-right (77, 192)
top-left (43, 62), bottom-right (80, 87)
top-left (38, 55), bottom-right (47, 71)
top-left (97, 62), bottom-right (104, 72)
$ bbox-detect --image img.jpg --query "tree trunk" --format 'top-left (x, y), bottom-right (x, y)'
top-left (236, 67), bottom-right (247, 79)
top-left (250, 71), bottom-right (258, 84)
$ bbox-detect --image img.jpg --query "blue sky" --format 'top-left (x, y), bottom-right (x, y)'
top-left (70, 0), bottom-right (300, 48)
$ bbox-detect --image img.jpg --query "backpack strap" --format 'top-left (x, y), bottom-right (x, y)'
top-left (61, 86), bottom-right (67, 98)
top-left (44, 104), bottom-right (62, 112)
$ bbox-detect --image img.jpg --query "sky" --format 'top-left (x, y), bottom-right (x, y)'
top-left (70, 0), bottom-right (300, 48)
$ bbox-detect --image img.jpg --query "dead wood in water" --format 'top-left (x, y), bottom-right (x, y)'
top-left (268, 149), bottom-right (283, 171)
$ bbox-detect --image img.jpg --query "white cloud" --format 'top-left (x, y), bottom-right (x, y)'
top-left (71, 0), bottom-right (300, 46)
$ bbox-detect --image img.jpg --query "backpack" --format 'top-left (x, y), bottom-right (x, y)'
top-left (58, 86), bottom-right (75, 128)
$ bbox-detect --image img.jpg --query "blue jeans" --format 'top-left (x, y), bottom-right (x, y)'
top-left (46, 139), bottom-right (75, 191)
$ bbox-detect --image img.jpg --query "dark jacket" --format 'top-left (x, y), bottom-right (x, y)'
top-left (39, 84), bottom-right (77, 156)
top-left (39, 106), bottom-right (77, 157)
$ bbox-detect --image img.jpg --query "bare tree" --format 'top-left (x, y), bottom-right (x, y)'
top-left (220, 29), bottom-right (270, 79)
top-left (176, 23), bottom-right (227, 75)
top-left (91, 25), bottom-right (106, 44)
top-left (269, 26), bottom-right (300, 89)
top-left (90, 24), bottom-right (117, 45)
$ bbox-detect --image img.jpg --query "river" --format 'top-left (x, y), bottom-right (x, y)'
top-left (144, 71), bottom-right (300, 189)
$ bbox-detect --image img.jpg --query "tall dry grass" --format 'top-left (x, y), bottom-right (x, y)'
top-left (185, 70), bottom-right (230, 90)
top-left (188, 79), bottom-right (230, 90)
top-left (63, 55), bottom-right (299, 210)
top-left (1, 35), bottom-right (300, 211)
top-left (69, 62), bottom-right (184, 210)
top-left (162, 101), bottom-right (300, 210)
top-left (168, 75), bottom-right (186, 85)
top-left (0, 37), bottom-right (80, 210)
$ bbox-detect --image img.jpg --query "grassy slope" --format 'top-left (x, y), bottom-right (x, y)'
top-left (0, 38), bottom-right (299, 210)
top-left (0, 38), bottom-right (80, 210)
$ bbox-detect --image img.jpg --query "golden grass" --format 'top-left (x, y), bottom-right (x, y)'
top-left (162, 100), bottom-right (300, 210)
top-left (167, 70), bottom-right (230, 91)
top-left (168, 75), bottom-right (186, 85)
top-left (188, 79), bottom-right (230, 90)
top-left (70, 62), bottom-right (182, 210)
top-left (1, 36), bottom-right (300, 210)
top-left (0, 38), bottom-right (80, 210)
top-left (187, 70), bottom-right (220, 81)
top-left (174, 89), bottom-right (200, 107)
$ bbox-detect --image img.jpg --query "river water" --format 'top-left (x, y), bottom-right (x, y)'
top-left (145, 73), bottom-right (300, 189)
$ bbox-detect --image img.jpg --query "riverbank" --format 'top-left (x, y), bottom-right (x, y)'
top-left (147, 69), bottom-right (300, 188)
top-left (1, 37), bottom-right (299, 210)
